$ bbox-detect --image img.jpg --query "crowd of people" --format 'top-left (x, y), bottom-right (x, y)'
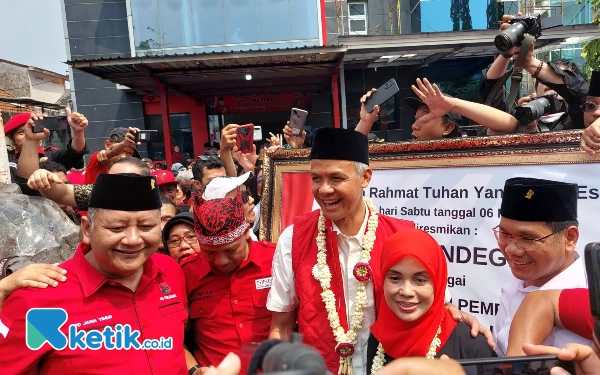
top-left (1, 13), bottom-right (600, 375)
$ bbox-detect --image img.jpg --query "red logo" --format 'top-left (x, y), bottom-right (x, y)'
top-left (159, 282), bottom-right (171, 295)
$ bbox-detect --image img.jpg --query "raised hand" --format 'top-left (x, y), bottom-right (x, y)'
top-left (411, 78), bottom-right (455, 122)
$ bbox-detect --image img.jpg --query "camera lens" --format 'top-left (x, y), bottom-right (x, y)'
top-left (514, 97), bottom-right (551, 124)
top-left (495, 21), bottom-right (527, 52)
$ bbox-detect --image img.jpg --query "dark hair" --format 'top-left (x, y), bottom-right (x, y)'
top-left (442, 117), bottom-right (463, 138)
top-left (160, 196), bottom-right (179, 214)
top-left (546, 220), bottom-right (579, 232)
top-left (112, 157), bottom-right (151, 176)
top-left (39, 161), bottom-right (67, 174)
top-left (192, 158), bottom-right (225, 182)
top-left (535, 59), bottom-right (583, 88)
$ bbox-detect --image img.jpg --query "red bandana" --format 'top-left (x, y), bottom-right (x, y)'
top-left (191, 189), bottom-right (248, 246)
top-left (370, 228), bottom-right (457, 358)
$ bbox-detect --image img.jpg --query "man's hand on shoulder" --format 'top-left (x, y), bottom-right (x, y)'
top-left (0, 263), bottom-right (67, 306)
top-left (445, 303), bottom-right (495, 350)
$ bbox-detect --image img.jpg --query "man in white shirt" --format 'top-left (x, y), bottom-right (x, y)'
top-left (493, 177), bottom-right (591, 356)
top-left (267, 127), bottom-right (493, 375)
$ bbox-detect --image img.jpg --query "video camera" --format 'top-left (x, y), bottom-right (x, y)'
top-left (241, 334), bottom-right (328, 375)
top-left (512, 93), bottom-right (562, 124)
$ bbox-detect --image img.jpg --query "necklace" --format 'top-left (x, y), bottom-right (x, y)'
top-left (312, 198), bottom-right (379, 375)
top-left (370, 323), bottom-right (443, 374)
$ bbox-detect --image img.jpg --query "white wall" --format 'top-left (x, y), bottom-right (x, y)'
top-left (28, 70), bottom-right (66, 104)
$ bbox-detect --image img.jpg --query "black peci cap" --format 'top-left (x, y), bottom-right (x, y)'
top-left (500, 177), bottom-right (578, 222)
top-left (589, 71), bottom-right (600, 97)
top-left (309, 128), bottom-right (370, 165)
top-left (89, 173), bottom-right (161, 211)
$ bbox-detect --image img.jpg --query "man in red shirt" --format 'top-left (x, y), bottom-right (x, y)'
top-left (0, 173), bottom-right (187, 374)
top-left (85, 127), bottom-right (139, 184)
top-left (181, 187), bottom-right (276, 375)
top-left (152, 169), bottom-right (179, 202)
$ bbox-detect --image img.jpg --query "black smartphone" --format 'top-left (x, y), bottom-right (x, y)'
top-left (133, 130), bottom-right (159, 143)
top-left (365, 78), bottom-right (400, 113)
top-left (458, 355), bottom-right (575, 375)
top-left (33, 116), bottom-right (68, 133)
top-left (585, 242), bottom-right (600, 319)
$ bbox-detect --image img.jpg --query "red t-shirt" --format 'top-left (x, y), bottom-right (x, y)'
top-left (559, 288), bottom-right (593, 340)
top-left (67, 170), bottom-right (85, 185)
top-left (84, 151), bottom-right (108, 184)
top-left (181, 239), bottom-right (276, 371)
top-left (0, 243), bottom-right (188, 375)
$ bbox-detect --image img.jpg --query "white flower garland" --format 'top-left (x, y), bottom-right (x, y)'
top-left (370, 324), bottom-right (443, 374)
top-left (312, 198), bottom-right (379, 375)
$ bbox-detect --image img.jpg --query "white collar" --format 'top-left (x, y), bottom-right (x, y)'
top-left (331, 202), bottom-right (369, 244)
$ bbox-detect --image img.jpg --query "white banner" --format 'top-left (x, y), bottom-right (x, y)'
top-left (367, 163), bottom-right (600, 330)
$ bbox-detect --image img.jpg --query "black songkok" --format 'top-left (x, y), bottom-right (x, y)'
top-left (89, 173), bottom-right (161, 211)
top-left (309, 128), bottom-right (370, 165)
top-left (500, 177), bottom-right (578, 222)
top-left (589, 71), bottom-right (600, 97)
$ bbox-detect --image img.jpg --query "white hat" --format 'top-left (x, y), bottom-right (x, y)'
top-left (204, 172), bottom-right (251, 201)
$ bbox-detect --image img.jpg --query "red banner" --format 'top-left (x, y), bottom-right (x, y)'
top-left (280, 172), bottom-right (315, 232)
top-left (207, 92), bottom-right (307, 114)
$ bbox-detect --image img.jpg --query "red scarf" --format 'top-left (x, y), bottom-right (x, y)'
top-left (370, 228), bottom-right (457, 358)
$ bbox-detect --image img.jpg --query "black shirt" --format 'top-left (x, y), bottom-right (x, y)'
top-left (366, 322), bottom-right (496, 374)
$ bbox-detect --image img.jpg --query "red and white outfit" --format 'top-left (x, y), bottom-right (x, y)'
top-left (267, 204), bottom-right (413, 375)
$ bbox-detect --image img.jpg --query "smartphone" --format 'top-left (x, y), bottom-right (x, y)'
top-left (237, 124), bottom-right (254, 154)
top-left (254, 126), bottom-right (263, 142)
top-left (133, 130), bottom-right (159, 143)
top-left (33, 116), bottom-right (68, 133)
top-left (365, 78), bottom-right (400, 113)
top-left (289, 108), bottom-right (308, 136)
top-left (458, 355), bottom-right (575, 375)
top-left (585, 243), bottom-right (600, 319)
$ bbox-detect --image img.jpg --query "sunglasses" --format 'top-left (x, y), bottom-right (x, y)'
top-left (582, 102), bottom-right (600, 113)
top-left (241, 190), bottom-right (250, 203)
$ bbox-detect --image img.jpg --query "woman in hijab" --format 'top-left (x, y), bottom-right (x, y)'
top-left (367, 228), bottom-right (495, 373)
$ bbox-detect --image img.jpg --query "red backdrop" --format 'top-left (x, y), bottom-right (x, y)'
top-left (280, 172), bottom-right (315, 232)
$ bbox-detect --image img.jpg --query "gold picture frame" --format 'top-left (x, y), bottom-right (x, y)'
top-left (259, 130), bottom-right (599, 242)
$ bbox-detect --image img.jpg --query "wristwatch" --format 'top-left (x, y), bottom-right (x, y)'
top-left (188, 365), bottom-right (201, 375)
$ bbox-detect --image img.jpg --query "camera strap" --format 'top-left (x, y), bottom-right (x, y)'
top-left (486, 33), bottom-right (536, 113)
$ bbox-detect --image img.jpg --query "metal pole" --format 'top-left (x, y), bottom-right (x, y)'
top-left (340, 62), bottom-right (348, 129)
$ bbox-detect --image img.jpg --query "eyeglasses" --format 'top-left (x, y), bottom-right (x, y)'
top-left (582, 102), bottom-right (600, 113)
top-left (241, 190), bottom-right (250, 203)
top-left (492, 226), bottom-right (564, 251)
top-left (167, 234), bottom-right (198, 249)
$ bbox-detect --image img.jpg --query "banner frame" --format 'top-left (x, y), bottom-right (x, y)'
top-left (259, 130), bottom-right (598, 242)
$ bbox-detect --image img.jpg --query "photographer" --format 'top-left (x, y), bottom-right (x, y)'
top-left (480, 13), bottom-right (589, 134)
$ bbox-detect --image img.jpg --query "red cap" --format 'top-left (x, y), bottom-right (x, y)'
top-left (151, 170), bottom-right (177, 186)
top-left (38, 147), bottom-right (46, 156)
top-left (4, 113), bottom-right (32, 134)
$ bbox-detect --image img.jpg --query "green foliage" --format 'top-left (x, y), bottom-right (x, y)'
top-left (450, 0), bottom-right (473, 31)
top-left (440, 79), bottom-right (481, 103)
top-left (579, 0), bottom-right (600, 79)
top-left (486, 0), bottom-right (499, 30)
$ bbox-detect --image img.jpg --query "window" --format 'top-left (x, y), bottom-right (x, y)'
top-left (348, 2), bottom-right (367, 35)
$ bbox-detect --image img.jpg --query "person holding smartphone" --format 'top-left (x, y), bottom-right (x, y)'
top-left (367, 228), bottom-right (495, 373)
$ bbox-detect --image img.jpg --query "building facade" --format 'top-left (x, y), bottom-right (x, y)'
top-left (61, 0), bottom-right (598, 164)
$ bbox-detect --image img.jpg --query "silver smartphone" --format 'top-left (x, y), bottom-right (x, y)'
top-left (254, 126), bottom-right (263, 141)
top-left (289, 108), bottom-right (308, 136)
